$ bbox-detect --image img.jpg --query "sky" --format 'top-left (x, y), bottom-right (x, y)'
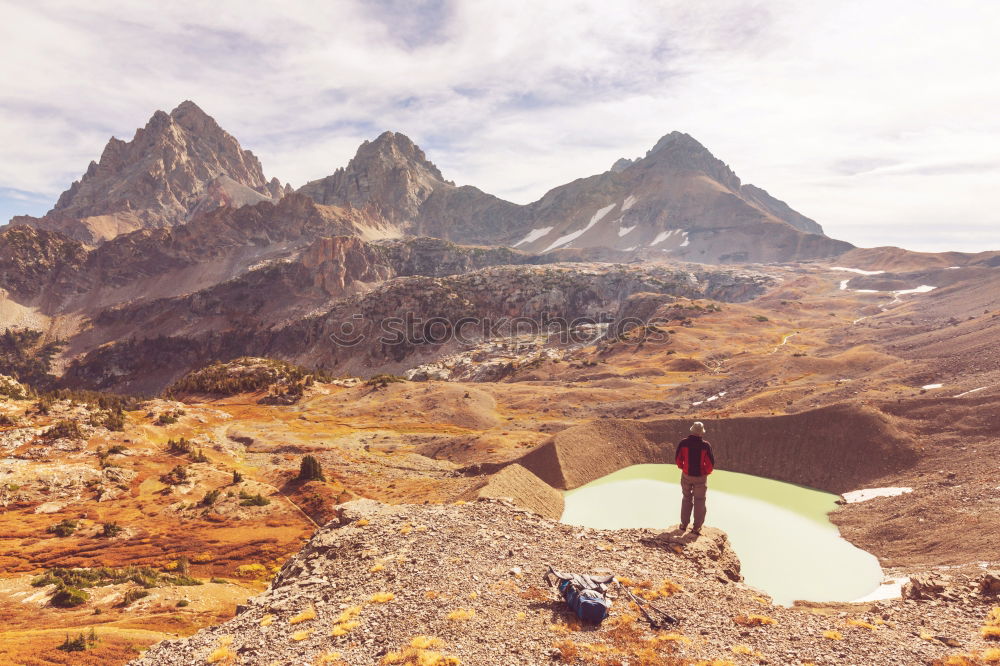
top-left (1, 0), bottom-right (998, 252)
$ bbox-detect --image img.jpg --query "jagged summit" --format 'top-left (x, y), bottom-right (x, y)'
top-left (296, 130), bottom-right (447, 223)
top-left (15, 101), bottom-right (284, 244)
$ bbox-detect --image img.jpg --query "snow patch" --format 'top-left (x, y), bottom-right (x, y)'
top-left (706, 391), bottom-right (727, 402)
top-left (921, 383), bottom-right (943, 390)
top-left (651, 229), bottom-right (675, 246)
top-left (542, 203), bottom-right (616, 252)
top-left (831, 267), bottom-right (885, 276)
top-left (852, 577), bottom-right (909, 603)
top-left (895, 285), bottom-right (936, 295)
top-left (618, 224), bottom-right (636, 237)
top-left (622, 194), bottom-right (637, 211)
top-left (513, 226), bottom-right (554, 247)
top-left (839, 279), bottom-right (850, 291)
top-left (679, 231), bottom-right (690, 247)
top-left (953, 386), bottom-right (988, 398)
top-left (622, 246), bottom-right (636, 252)
top-left (842, 487), bottom-right (913, 503)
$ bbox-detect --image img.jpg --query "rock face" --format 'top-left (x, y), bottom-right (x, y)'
top-left (298, 130), bottom-right (851, 263)
top-left (59, 261), bottom-right (775, 393)
top-left (15, 101), bottom-right (286, 244)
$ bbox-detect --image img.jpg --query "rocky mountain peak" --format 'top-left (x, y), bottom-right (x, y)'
top-left (296, 130), bottom-right (446, 223)
top-left (353, 130), bottom-right (445, 182)
top-left (22, 101), bottom-right (274, 244)
top-left (642, 131), bottom-right (742, 191)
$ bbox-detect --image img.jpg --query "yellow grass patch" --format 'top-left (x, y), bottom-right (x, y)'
top-left (355, 519), bottom-right (370, 526)
top-left (370, 563), bottom-right (386, 573)
top-left (260, 614), bottom-right (274, 627)
top-left (206, 646), bottom-right (236, 664)
top-left (235, 563), bottom-right (268, 578)
top-left (314, 652), bottom-right (345, 665)
top-left (291, 629), bottom-right (312, 641)
top-left (289, 606), bottom-right (317, 624)
top-left (823, 630), bottom-right (843, 640)
top-left (731, 644), bottom-right (758, 656)
top-left (446, 609), bottom-right (475, 621)
top-left (381, 636), bottom-right (461, 665)
top-left (847, 618), bottom-right (878, 631)
top-left (733, 614), bottom-right (776, 627)
top-left (370, 591), bottom-right (395, 603)
top-left (983, 607), bottom-right (1000, 640)
top-left (207, 636), bottom-right (236, 663)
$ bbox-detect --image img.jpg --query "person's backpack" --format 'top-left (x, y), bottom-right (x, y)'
top-left (544, 567), bottom-right (613, 624)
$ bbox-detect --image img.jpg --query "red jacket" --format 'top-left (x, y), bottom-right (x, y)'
top-left (675, 435), bottom-right (715, 476)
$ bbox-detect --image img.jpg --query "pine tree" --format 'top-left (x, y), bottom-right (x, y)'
top-left (298, 455), bottom-right (325, 482)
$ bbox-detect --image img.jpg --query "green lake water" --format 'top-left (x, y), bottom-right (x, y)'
top-left (561, 464), bottom-right (883, 605)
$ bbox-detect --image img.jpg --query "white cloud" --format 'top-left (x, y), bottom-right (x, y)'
top-left (0, 0), bottom-right (998, 252)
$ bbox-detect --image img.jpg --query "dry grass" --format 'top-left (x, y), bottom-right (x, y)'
top-left (370, 591), bottom-right (395, 603)
top-left (732, 614), bottom-right (776, 627)
top-left (206, 636), bottom-right (236, 664)
top-left (846, 618), bottom-right (878, 631)
top-left (982, 607), bottom-right (1000, 640)
top-left (289, 605), bottom-right (317, 624)
top-left (260, 614), bottom-right (274, 627)
top-left (446, 608), bottom-right (475, 621)
top-left (291, 629), bottom-right (313, 641)
top-left (823, 630), bottom-right (843, 640)
top-left (381, 636), bottom-right (461, 665)
top-left (331, 605), bottom-right (363, 637)
top-left (370, 563), bottom-right (386, 573)
top-left (314, 652), bottom-right (347, 665)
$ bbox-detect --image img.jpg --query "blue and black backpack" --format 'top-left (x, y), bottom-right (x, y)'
top-left (545, 567), bottom-right (614, 624)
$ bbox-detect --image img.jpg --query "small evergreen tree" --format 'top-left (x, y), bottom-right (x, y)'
top-left (297, 455), bottom-right (325, 482)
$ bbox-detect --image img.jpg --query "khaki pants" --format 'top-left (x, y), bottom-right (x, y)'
top-left (680, 473), bottom-right (708, 529)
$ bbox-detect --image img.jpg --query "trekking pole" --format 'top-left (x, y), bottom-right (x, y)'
top-left (616, 582), bottom-right (679, 628)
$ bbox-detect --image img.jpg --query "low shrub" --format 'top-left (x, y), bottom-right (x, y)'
top-left (101, 522), bottom-right (123, 537)
top-left (365, 374), bottom-right (405, 388)
top-left (201, 489), bottom-right (221, 506)
top-left (51, 586), bottom-right (89, 608)
top-left (239, 491), bottom-right (270, 507)
top-left (47, 518), bottom-right (79, 537)
top-left (121, 588), bottom-right (149, 606)
top-left (42, 420), bottom-right (84, 441)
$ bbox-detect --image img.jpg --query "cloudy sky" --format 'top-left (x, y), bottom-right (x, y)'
top-left (1, 0), bottom-right (998, 251)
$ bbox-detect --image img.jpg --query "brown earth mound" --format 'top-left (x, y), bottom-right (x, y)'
top-left (461, 463), bottom-right (564, 519)
top-left (516, 404), bottom-right (916, 494)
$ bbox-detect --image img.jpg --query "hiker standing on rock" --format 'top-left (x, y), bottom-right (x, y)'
top-left (675, 421), bottom-right (715, 535)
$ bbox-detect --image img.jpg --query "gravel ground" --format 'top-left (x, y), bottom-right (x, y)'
top-left (131, 499), bottom-right (999, 666)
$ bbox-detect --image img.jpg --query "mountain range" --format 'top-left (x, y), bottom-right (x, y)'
top-left (12, 101), bottom-right (849, 263)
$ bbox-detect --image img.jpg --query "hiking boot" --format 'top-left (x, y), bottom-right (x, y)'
top-left (678, 524), bottom-right (688, 532)
top-left (690, 527), bottom-right (702, 536)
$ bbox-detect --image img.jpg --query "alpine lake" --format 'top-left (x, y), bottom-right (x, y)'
top-left (561, 464), bottom-right (884, 606)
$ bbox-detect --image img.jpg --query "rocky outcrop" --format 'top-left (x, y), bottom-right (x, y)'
top-left (129, 498), bottom-right (750, 666)
top-left (14, 101), bottom-right (285, 244)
